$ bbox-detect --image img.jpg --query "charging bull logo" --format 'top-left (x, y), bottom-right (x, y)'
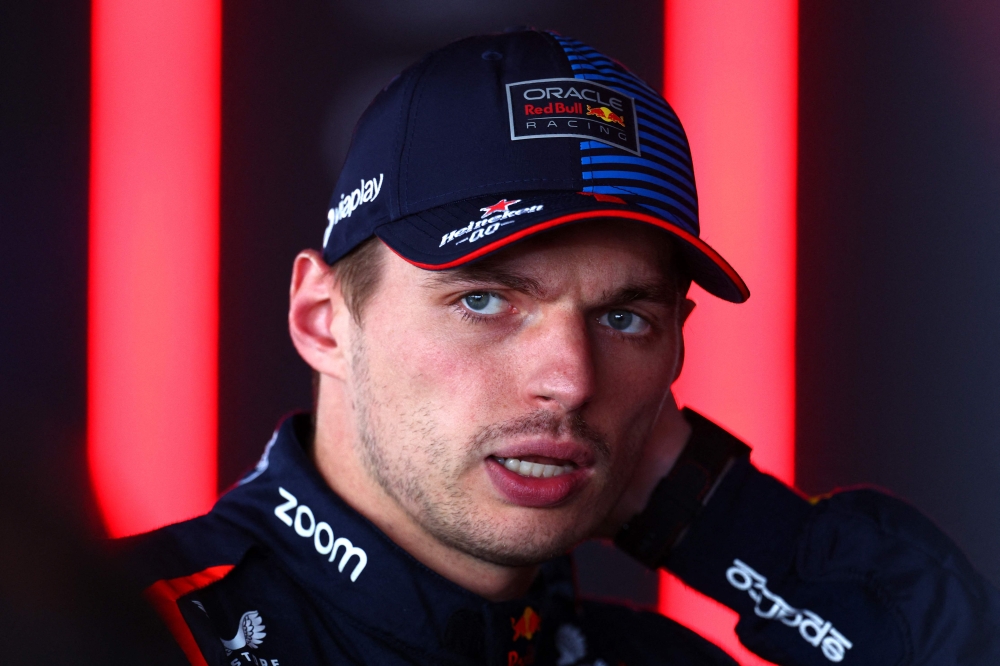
top-left (511, 606), bottom-right (540, 641)
top-left (585, 105), bottom-right (625, 127)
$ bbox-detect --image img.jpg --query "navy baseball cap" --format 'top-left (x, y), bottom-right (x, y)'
top-left (322, 29), bottom-right (749, 303)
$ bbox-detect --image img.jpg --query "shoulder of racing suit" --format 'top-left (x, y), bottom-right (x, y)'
top-left (114, 512), bottom-right (257, 665)
top-left (663, 426), bottom-right (1000, 666)
top-left (116, 512), bottom-right (254, 591)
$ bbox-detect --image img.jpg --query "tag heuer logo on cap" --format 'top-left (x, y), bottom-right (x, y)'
top-left (506, 78), bottom-right (641, 155)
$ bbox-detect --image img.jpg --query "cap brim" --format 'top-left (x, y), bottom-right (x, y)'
top-left (375, 191), bottom-right (749, 303)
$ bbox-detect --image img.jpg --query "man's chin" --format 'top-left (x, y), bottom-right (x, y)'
top-left (430, 515), bottom-right (594, 568)
top-left (456, 540), bottom-right (574, 568)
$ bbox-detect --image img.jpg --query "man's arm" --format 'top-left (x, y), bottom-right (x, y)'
top-left (617, 410), bottom-right (1000, 665)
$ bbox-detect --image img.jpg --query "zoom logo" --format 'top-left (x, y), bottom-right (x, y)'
top-left (274, 487), bottom-right (368, 582)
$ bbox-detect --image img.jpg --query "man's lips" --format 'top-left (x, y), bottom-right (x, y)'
top-left (488, 439), bottom-right (595, 468)
top-left (484, 439), bottom-right (595, 508)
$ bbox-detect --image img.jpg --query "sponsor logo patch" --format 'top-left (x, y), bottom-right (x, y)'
top-left (727, 558), bottom-right (853, 662)
top-left (439, 199), bottom-right (544, 248)
top-left (555, 624), bottom-right (586, 665)
top-left (506, 78), bottom-right (640, 155)
top-left (274, 487), bottom-right (368, 582)
top-left (222, 611), bottom-right (267, 651)
top-left (324, 173), bottom-right (384, 246)
top-left (511, 606), bottom-right (540, 641)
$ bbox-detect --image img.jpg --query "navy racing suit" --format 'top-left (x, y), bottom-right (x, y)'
top-left (119, 414), bottom-right (1000, 665)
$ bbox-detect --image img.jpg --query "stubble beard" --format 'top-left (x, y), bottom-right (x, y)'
top-left (349, 335), bottom-right (618, 567)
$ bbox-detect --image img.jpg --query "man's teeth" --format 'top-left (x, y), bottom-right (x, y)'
top-left (495, 457), bottom-right (575, 478)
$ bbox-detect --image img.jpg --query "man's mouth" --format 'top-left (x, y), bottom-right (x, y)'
top-left (485, 450), bottom-right (589, 507)
top-left (492, 456), bottom-right (576, 479)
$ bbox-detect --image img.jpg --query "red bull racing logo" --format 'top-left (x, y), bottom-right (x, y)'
top-left (506, 78), bottom-right (640, 155)
top-left (511, 606), bottom-right (540, 641)
top-left (585, 105), bottom-right (625, 127)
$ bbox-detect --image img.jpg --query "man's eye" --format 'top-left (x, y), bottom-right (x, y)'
top-left (599, 310), bottom-right (648, 334)
top-left (460, 292), bottom-right (507, 315)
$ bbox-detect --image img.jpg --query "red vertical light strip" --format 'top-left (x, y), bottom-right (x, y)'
top-left (90, 0), bottom-right (221, 537)
top-left (660, 1), bottom-right (798, 664)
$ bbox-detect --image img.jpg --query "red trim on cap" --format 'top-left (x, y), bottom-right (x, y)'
top-left (577, 191), bottom-right (627, 204)
top-left (145, 564), bottom-right (235, 666)
top-left (398, 209), bottom-right (750, 301)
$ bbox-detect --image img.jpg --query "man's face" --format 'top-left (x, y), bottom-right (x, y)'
top-left (346, 221), bottom-right (685, 566)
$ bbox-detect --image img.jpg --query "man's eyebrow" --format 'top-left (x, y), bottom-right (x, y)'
top-left (600, 282), bottom-right (677, 307)
top-left (426, 268), bottom-right (675, 305)
top-left (424, 267), bottom-right (546, 297)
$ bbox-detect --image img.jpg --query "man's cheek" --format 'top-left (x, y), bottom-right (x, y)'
top-left (593, 397), bottom-right (661, 474)
top-left (378, 338), bottom-right (511, 428)
top-left (402, 333), bottom-right (513, 393)
top-left (370, 331), bottom-right (461, 393)
top-left (593, 369), bottom-right (664, 428)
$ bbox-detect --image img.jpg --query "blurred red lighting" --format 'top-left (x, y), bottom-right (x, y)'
top-left (661, 1), bottom-right (798, 664)
top-left (89, 0), bottom-right (221, 537)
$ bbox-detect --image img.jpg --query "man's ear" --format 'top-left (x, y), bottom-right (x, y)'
top-left (680, 297), bottom-right (696, 325)
top-left (671, 298), bottom-right (696, 383)
top-left (288, 249), bottom-right (352, 380)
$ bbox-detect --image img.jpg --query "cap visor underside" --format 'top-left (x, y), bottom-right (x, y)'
top-left (375, 191), bottom-right (749, 303)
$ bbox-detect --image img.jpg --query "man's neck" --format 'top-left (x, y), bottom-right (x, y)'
top-left (310, 381), bottom-right (539, 602)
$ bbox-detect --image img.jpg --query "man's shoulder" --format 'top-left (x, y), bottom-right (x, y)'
top-left (113, 511), bottom-right (257, 590)
top-left (575, 598), bottom-right (738, 666)
top-left (115, 514), bottom-right (362, 664)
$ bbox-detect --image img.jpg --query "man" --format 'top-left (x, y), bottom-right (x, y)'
top-left (121, 30), bottom-right (1000, 665)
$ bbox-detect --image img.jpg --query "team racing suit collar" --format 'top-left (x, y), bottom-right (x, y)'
top-left (212, 413), bottom-right (581, 664)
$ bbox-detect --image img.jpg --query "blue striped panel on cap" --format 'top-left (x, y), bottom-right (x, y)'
top-left (550, 33), bottom-right (700, 236)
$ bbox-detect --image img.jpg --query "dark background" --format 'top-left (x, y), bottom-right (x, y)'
top-left (4, 0), bottom-right (1000, 610)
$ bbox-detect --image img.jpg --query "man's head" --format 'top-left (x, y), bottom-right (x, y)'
top-left (290, 29), bottom-right (747, 589)
top-left (320, 30), bottom-right (748, 306)
top-left (292, 220), bottom-right (692, 567)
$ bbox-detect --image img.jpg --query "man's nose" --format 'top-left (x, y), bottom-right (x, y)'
top-left (521, 309), bottom-right (596, 413)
